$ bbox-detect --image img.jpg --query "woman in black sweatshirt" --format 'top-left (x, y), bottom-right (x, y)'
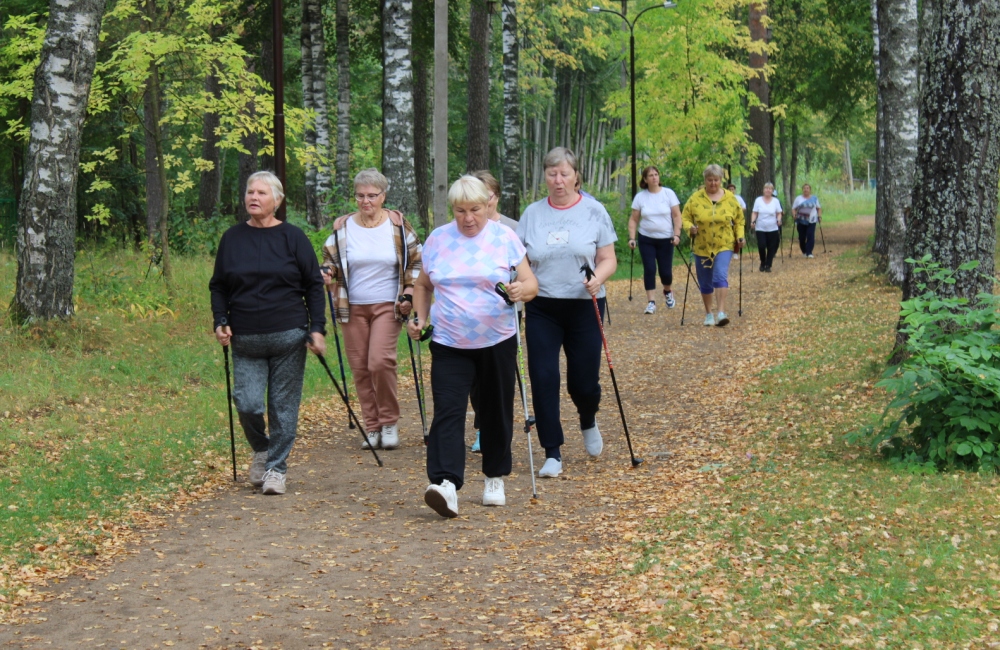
top-left (210, 171), bottom-right (326, 495)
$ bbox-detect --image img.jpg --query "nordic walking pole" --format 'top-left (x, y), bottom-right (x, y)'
top-left (324, 286), bottom-right (355, 429)
top-left (819, 219), bottom-right (828, 253)
top-left (315, 353), bottom-right (383, 467)
top-left (627, 245), bottom-right (634, 302)
top-left (495, 280), bottom-right (539, 499)
top-left (404, 310), bottom-right (428, 444)
top-left (788, 218), bottom-right (797, 258)
top-left (677, 237), bottom-right (700, 326)
top-left (222, 343), bottom-right (237, 482)
top-left (412, 316), bottom-right (433, 445)
top-left (580, 264), bottom-right (642, 468)
top-left (738, 242), bottom-right (743, 317)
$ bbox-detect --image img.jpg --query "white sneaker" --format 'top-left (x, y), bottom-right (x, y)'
top-left (249, 451), bottom-right (268, 487)
top-left (664, 291), bottom-right (676, 308)
top-left (582, 424), bottom-right (603, 457)
top-left (380, 423), bottom-right (399, 449)
top-left (424, 479), bottom-right (459, 518)
top-left (807, 254), bottom-right (815, 258)
top-left (362, 430), bottom-right (381, 450)
top-left (538, 458), bottom-right (562, 478)
top-left (643, 301), bottom-right (656, 315)
top-left (261, 469), bottom-right (286, 495)
top-left (703, 312), bottom-right (716, 326)
top-left (482, 477), bottom-right (506, 506)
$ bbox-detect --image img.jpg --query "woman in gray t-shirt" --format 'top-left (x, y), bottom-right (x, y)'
top-left (516, 147), bottom-right (618, 479)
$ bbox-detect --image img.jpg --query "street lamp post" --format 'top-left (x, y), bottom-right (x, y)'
top-left (588, 2), bottom-right (677, 201)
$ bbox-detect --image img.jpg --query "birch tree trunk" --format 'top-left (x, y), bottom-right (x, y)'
top-left (900, 0), bottom-right (1000, 313)
top-left (876, 0), bottom-right (919, 284)
top-left (870, 0), bottom-right (889, 256)
top-left (336, 0), bottom-right (351, 198)
top-left (466, 0), bottom-right (492, 171)
top-left (382, 0), bottom-right (417, 216)
top-left (742, 2), bottom-right (772, 207)
top-left (197, 70), bottom-right (222, 219)
top-left (500, 0), bottom-right (520, 219)
top-left (301, 0), bottom-right (332, 228)
top-left (13, 0), bottom-right (108, 322)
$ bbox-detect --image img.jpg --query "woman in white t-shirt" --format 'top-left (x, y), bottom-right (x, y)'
top-left (627, 166), bottom-right (682, 314)
top-left (322, 168), bottom-right (423, 451)
top-left (751, 182), bottom-right (783, 272)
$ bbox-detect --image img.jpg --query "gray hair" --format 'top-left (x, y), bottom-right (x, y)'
top-left (703, 164), bottom-right (725, 180)
top-left (542, 147), bottom-right (580, 174)
top-left (247, 171), bottom-right (285, 206)
top-left (448, 175), bottom-right (491, 207)
top-left (353, 168), bottom-right (390, 192)
top-left (763, 182), bottom-right (774, 190)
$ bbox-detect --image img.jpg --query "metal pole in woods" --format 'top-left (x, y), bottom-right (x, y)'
top-left (272, 0), bottom-right (286, 220)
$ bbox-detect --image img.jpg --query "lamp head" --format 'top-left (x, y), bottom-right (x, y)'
top-left (588, 6), bottom-right (602, 12)
top-left (663, 1), bottom-right (677, 6)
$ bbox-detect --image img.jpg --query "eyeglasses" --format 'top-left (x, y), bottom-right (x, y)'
top-left (354, 192), bottom-right (384, 203)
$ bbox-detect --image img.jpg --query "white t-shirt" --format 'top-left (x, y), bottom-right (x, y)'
top-left (735, 195), bottom-right (747, 210)
top-left (631, 188), bottom-right (680, 239)
top-left (345, 218), bottom-right (398, 304)
top-left (752, 196), bottom-right (783, 232)
top-left (792, 195), bottom-right (821, 224)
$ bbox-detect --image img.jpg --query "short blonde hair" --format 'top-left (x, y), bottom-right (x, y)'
top-left (354, 168), bottom-right (389, 192)
top-left (703, 164), bottom-right (725, 180)
top-left (247, 171), bottom-right (285, 206)
top-left (763, 182), bottom-right (774, 190)
top-left (448, 175), bottom-right (491, 207)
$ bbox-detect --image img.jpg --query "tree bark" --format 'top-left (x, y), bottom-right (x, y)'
top-left (874, 0), bottom-right (919, 284)
top-left (900, 0), bottom-right (1000, 312)
top-left (779, 119), bottom-right (790, 203)
top-left (335, 0), bottom-right (351, 198)
top-left (432, 0), bottom-right (448, 226)
top-left (197, 69), bottom-right (223, 219)
top-left (301, 0), bottom-right (332, 228)
top-left (383, 0), bottom-right (417, 216)
top-left (871, 0), bottom-right (889, 256)
top-left (259, 38), bottom-right (275, 172)
top-left (147, 60), bottom-right (172, 286)
top-left (13, 0), bottom-right (108, 322)
top-left (413, 2), bottom-right (434, 232)
top-left (500, 0), bottom-right (520, 219)
top-left (789, 122), bottom-right (799, 200)
top-left (742, 2), bottom-right (772, 208)
top-left (466, 0), bottom-right (492, 171)
top-left (143, 85), bottom-right (165, 239)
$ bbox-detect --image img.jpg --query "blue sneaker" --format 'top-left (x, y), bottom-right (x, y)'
top-left (471, 431), bottom-right (481, 453)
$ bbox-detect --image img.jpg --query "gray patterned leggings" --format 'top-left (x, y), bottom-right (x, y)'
top-left (231, 328), bottom-right (309, 474)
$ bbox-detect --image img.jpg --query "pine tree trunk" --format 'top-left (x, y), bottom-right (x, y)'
top-left (743, 2), bottom-right (772, 206)
top-left (143, 86), bottom-right (165, 239)
top-left (876, 0), bottom-right (919, 284)
top-left (148, 61), bottom-right (172, 287)
top-left (382, 0), bottom-right (417, 216)
top-left (900, 0), bottom-right (1000, 312)
top-left (197, 69), bottom-right (223, 219)
top-left (13, 0), bottom-right (108, 322)
top-left (466, 0), bottom-right (492, 171)
top-left (789, 123), bottom-right (799, 200)
top-left (335, 0), bottom-right (351, 197)
top-left (500, 0), bottom-right (520, 219)
top-left (301, 7), bottom-right (317, 223)
top-left (259, 38), bottom-right (275, 172)
top-left (413, 45), bottom-right (431, 230)
top-left (779, 119), bottom-right (790, 203)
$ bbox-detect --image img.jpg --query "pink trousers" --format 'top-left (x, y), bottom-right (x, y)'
top-left (340, 302), bottom-right (402, 432)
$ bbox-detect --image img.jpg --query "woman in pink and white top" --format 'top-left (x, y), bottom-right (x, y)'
top-left (409, 176), bottom-right (538, 518)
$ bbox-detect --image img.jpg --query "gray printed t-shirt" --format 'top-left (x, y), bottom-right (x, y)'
top-left (516, 196), bottom-right (618, 300)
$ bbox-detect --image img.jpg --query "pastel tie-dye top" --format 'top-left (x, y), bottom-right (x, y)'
top-left (422, 219), bottom-right (526, 349)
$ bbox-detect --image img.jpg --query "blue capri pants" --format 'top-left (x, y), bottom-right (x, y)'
top-left (694, 250), bottom-right (733, 295)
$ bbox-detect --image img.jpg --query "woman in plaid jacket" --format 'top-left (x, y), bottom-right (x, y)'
top-left (322, 168), bottom-right (423, 450)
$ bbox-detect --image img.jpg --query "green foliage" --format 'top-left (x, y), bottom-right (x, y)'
top-left (851, 256), bottom-right (1000, 473)
top-left (167, 210), bottom-right (234, 256)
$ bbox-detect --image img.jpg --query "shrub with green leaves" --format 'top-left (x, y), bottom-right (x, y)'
top-left (852, 256), bottom-right (1000, 473)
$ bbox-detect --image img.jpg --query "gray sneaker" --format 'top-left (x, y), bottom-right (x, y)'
top-left (261, 469), bottom-right (286, 495)
top-left (249, 451), bottom-right (268, 487)
top-left (380, 423), bottom-right (399, 449)
top-left (362, 430), bottom-right (381, 450)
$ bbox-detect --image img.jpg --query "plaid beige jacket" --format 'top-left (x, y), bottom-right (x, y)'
top-left (321, 210), bottom-right (423, 323)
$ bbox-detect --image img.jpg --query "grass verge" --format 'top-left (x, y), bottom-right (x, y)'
top-left (633, 243), bottom-right (1000, 646)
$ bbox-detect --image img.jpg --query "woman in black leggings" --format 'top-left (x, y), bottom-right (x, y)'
top-left (627, 166), bottom-right (683, 314)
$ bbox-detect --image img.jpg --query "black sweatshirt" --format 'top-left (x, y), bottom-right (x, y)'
top-left (209, 222), bottom-right (326, 335)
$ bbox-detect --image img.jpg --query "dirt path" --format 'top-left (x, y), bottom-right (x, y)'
top-left (0, 219), bottom-right (874, 649)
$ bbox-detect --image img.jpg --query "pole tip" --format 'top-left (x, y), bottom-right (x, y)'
top-left (631, 457), bottom-right (644, 467)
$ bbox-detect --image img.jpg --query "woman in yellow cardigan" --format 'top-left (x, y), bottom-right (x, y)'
top-left (681, 164), bottom-right (745, 327)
